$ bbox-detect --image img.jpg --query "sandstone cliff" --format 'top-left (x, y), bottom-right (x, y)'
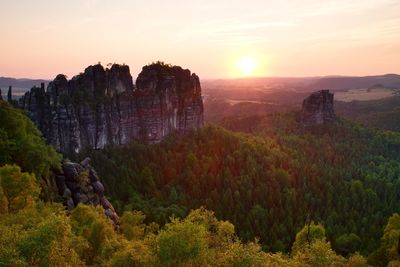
top-left (20, 63), bottom-right (204, 154)
top-left (302, 90), bottom-right (336, 125)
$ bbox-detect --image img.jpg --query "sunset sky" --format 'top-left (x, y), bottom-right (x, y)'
top-left (1, 0), bottom-right (399, 79)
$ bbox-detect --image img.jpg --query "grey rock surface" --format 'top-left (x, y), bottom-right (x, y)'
top-left (302, 90), bottom-right (336, 125)
top-left (57, 159), bottom-right (120, 227)
top-left (19, 63), bottom-right (204, 154)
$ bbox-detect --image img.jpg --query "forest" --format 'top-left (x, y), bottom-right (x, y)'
top-left (1, 100), bottom-right (400, 266)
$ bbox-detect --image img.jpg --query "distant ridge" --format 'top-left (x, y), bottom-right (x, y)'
top-left (0, 77), bottom-right (50, 89)
top-left (203, 74), bottom-right (400, 91)
top-left (3, 73), bottom-right (400, 94)
top-left (310, 74), bottom-right (400, 91)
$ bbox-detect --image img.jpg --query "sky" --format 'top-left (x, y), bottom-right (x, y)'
top-left (0, 0), bottom-right (400, 80)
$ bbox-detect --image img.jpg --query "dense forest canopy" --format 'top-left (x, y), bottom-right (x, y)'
top-left (77, 111), bottom-right (400, 265)
top-left (1, 100), bottom-right (400, 266)
top-left (335, 96), bottom-right (400, 132)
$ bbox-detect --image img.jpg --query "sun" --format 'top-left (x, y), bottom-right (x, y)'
top-left (236, 56), bottom-right (257, 76)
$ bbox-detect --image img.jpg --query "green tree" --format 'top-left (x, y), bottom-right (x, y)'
top-left (0, 203), bottom-right (87, 267)
top-left (70, 204), bottom-right (121, 265)
top-left (379, 213), bottom-right (400, 263)
top-left (335, 233), bottom-right (362, 256)
top-left (121, 210), bottom-right (146, 240)
top-left (291, 222), bottom-right (326, 255)
top-left (18, 214), bottom-right (85, 266)
top-left (293, 239), bottom-right (345, 267)
top-left (0, 101), bottom-right (61, 178)
top-left (156, 217), bottom-right (208, 266)
top-left (0, 164), bottom-right (39, 213)
top-left (109, 239), bottom-right (155, 267)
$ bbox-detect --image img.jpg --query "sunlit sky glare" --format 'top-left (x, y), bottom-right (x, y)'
top-left (1, 0), bottom-right (400, 79)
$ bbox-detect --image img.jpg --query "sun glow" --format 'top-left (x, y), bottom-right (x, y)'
top-left (236, 56), bottom-right (257, 76)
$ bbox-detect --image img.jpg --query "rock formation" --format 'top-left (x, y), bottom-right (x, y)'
top-left (302, 90), bottom-right (336, 125)
top-left (19, 63), bottom-right (204, 154)
top-left (7, 86), bottom-right (12, 102)
top-left (56, 158), bottom-right (119, 227)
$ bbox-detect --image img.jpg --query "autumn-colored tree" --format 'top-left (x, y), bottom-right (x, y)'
top-left (0, 164), bottom-right (39, 213)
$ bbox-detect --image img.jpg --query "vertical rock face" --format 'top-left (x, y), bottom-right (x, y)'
top-left (135, 64), bottom-right (204, 141)
top-left (19, 63), bottom-right (204, 154)
top-left (302, 90), bottom-right (336, 125)
top-left (7, 86), bottom-right (12, 102)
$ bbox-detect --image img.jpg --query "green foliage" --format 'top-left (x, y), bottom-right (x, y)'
top-left (0, 178), bottom-right (370, 267)
top-left (291, 222), bottom-right (326, 255)
top-left (156, 217), bottom-right (209, 266)
top-left (70, 204), bottom-right (120, 265)
top-left (293, 239), bottom-right (346, 266)
top-left (79, 116), bottom-right (400, 257)
top-left (336, 96), bottom-right (400, 132)
top-left (335, 233), bottom-right (362, 256)
top-left (17, 213), bottom-right (85, 266)
top-left (380, 213), bottom-right (400, 262)
top-left (0, 164), bottom-right (39, 213)
top-left (1, 98), bottom-right (398, 265)
top-left (0, 203), bottom-right (86, 267)
top-left (347, 253), bottom-right (370, 267)
top-left (121, 210), bottom-right (159, 241)
top-left (108, 239), bottom-right (155, 267)
top-left (142, 61), bottom-right (190, 81)
top-left (0, 101), bottom-right (61, 178)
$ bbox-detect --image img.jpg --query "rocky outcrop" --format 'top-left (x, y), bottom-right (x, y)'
top-left (302, 90), bottom-right (336, 125)
top-left (7, 86), bottom-right (12, 102)
top-left (135, 63), bottom-right (204, 141)
top-left (19, 63), bottom-right (204, 154)
top-left (56, 158), bottom-right (119, 227)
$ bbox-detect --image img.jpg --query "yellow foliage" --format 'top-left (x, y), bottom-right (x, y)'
top-left (0, 164), bottom-right (40, 213)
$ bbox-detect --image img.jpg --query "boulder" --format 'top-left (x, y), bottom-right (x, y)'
top-left (65, 198), bottom-right (75, 210)
top-left (89, 170), bottom-right (99, 182)
top-left (55, 175), bottom-right (66, 195)
top-left (80, 194), bottom-right (89, 204)
top-left (62, 162), bottom-right (79, 181)
top-left (104, 208), bottom-right (114, 218)
top-left (100, 196), bottom-right (115, 212)
top-left (62, 188), bottom-right (72, 199)
top-left (92, 181), bottom-right (105, 195)
top-left (72, 192), bottom-right (81, 205)
top-left (81, 157), bottom-right (91, 168)
top-left (65, 181), bottom-right (79, 192)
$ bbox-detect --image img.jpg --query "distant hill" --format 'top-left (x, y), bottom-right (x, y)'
top-left (0, 77), bottom-right (50, 89)
top-left (0, 77), bottom-right (50, 98)
top-left (310, 74), bottom-right (400, 91)
top-left (203, 74), bottom-right (400, 92)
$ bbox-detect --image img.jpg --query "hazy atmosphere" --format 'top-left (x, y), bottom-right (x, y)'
top-left (2, 1), bottom-right (400, 266)
top-left (1, 0), bottom-right (400, 79)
